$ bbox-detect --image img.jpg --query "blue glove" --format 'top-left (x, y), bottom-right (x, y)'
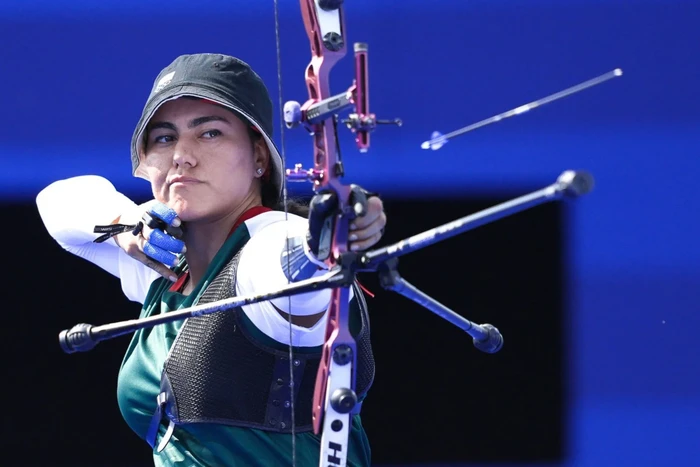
top-left (138, 203), bottom-right (186, 267)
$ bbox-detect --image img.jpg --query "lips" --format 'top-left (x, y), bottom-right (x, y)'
top-left (169, 176), bottom-right (201, 186)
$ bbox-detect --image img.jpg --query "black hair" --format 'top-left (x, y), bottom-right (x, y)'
top-left (248, 127), bottom-right (311, 218)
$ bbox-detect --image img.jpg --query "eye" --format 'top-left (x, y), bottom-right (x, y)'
top-left (153, 134), bottom-right (175, 144)
top-left (201, 129), bottom-right (222, 139)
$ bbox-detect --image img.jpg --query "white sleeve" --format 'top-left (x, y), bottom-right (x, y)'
top-left (235, 214), bottom-right (353, 347)
top-left (36, 175), bottom-right (160, 304)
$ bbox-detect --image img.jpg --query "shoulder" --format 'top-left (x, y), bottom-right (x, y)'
top-left (242, 210), bottom-right (307, 239)
top-left (236, 211), bottom-right (308, 275)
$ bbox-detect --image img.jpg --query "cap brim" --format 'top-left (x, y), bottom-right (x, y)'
top-left (130, 85), bottom-right (284, 203)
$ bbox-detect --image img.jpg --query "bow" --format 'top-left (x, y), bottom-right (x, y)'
top-left (273, 2), bottom-right (612, 466)
top-left (275, 1), bottom-right (392, 466)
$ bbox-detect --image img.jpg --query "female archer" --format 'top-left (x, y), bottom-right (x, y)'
top-left (37, 53), bottom-right (385, 467)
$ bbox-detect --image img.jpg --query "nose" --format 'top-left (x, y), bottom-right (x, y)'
top-left (172, 140), bottom-right (197, 169)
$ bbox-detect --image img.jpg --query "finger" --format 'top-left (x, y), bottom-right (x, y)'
top-left (350, 210), bottom-right (379, 230)
top-left (124, 237), bottom-right (178, 281)
top-left (349, 212), bottom-right (386, 241)
top-left (132, 250), bottom-right (179, 282)
top-left (149, 229), bottom-right (187, 254)
top-left (350, 197), bottom-right (383, 230)
top-left (349, 231), bottom-right (383, 251)
top-left (149, 202), bottom-right (181, 227)
top-left (132, 251), bottom-right (177, 282)
top-left (143, 241), bottom-right (179, 267)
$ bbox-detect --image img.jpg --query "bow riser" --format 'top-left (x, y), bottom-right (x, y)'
top-left (297, 2), bottom-right (359, 465)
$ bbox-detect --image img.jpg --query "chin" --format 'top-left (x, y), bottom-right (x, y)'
top-left (172, 206), bottom-right (202, 223)
top-left (169, 200), bottom-right (220, 224)
top-left (167, 198), bottom-right (195, 221)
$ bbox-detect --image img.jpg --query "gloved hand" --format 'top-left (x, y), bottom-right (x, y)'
top-left (95, 201), bottom-right (186, 282)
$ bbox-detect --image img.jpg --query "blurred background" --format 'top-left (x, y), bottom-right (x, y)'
top-left (2, 0), bottom-right (699, 466)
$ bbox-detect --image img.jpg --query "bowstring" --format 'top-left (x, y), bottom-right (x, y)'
top-left (272, 1), bottom-right (296, 466)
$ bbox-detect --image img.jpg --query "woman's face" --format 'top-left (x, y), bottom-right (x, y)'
top-left (141, 97), bottom-right (268, 223)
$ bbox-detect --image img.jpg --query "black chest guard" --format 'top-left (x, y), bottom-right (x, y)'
top-left (146, 250), bottom-right (375, 450)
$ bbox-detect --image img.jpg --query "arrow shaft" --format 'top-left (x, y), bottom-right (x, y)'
top-left (422, 68), bottom-right (623, 148)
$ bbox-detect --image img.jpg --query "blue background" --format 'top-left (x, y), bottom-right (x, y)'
top-left (2, 0), bottom-right (698, 465)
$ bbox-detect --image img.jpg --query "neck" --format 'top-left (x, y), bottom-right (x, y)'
top-left (182, 195), bottom-right (262, 293)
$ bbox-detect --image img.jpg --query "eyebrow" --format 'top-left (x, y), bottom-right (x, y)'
top-left (147, 115), bottom-right (231, 132)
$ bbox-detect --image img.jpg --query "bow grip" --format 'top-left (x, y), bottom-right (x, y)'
top-left (307, 191), bottom-right (339, 261)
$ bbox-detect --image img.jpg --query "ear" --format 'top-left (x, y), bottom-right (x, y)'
top-left (252, 137), bottom-right (270, 177)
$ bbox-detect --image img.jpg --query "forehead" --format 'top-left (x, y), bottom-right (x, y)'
top-left (149, 97), bottom-right (236, 123)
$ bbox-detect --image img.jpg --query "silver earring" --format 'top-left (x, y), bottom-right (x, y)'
top-left (256, 168), bottom-right (264, 176)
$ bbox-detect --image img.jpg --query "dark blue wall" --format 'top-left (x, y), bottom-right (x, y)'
top-left (2, 1), bottom-right (698, 465)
